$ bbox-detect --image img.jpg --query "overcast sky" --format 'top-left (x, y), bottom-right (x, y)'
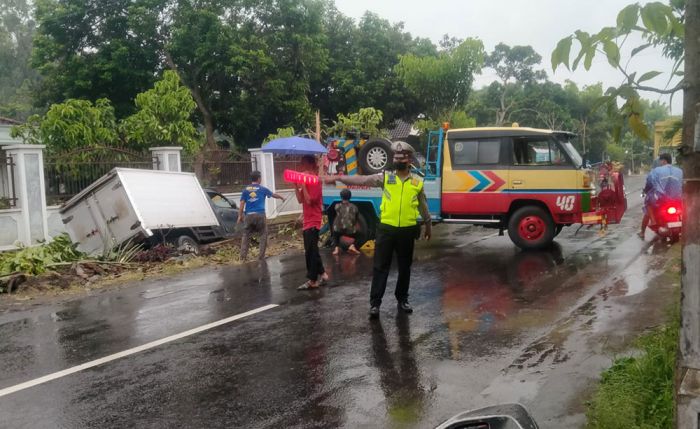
top-left (333, 0), bottom-right (682, 114)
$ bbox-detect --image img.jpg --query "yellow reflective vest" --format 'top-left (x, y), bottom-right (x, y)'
top-left (380, 172), bottom-right (424, 227)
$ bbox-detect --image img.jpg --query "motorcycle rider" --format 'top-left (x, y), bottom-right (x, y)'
top-left (639, 153), bottom-right (683, 238)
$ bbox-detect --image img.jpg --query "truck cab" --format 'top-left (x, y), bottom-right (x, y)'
top-left (322, 125), bottom-right (626, 250)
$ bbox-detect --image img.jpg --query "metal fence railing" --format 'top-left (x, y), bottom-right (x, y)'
top-left (44, 160), bottom-right (156, 206)
top-left (182, 157), bottom-right (255, 193)
top-left (0, 153), bottom-right (17, 209)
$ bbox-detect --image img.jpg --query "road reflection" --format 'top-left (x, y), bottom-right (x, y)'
top-left (370, 316), bottom-right (427, 425)
top-left (440, 244), bottom-right (567, 357)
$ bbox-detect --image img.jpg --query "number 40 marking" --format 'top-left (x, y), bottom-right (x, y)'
top-left (556, 195), bottom-right (575, 211)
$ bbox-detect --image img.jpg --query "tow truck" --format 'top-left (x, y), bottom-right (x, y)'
top-left (322, 124), bottom-right (627, 250)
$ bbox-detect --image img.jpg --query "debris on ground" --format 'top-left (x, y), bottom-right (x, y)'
top-left (0, 227), bottom-right (303, 300)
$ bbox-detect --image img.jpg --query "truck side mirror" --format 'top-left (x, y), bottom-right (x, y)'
top-left (435, 404), bottom-right (539, 429)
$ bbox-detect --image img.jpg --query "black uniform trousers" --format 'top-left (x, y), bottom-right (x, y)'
top-left (370, 223), bottom-right (419, 307)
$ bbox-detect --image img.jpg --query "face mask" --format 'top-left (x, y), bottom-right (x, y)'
top-left (394, 162), bottom-right (409, 171)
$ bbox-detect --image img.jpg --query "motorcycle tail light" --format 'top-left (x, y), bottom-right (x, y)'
top-left (667, 207), bottom-right (678, 215)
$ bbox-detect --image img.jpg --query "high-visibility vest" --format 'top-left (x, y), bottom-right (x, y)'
top-left (380, 172), bottom-right (424, 227)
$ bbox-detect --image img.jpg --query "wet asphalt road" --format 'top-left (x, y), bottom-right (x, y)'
top-left (0, 176), bottom-right (680, 428)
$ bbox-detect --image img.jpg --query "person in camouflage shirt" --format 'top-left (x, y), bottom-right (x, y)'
top-left (332, 189), bottom-right (361, 255)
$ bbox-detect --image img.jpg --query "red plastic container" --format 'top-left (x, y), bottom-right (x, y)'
top-left (283, 169), bottom-right (319, 185)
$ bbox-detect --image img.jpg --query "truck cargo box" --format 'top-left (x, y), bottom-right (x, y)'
top-left (60, 168), bottom-right (220, 255)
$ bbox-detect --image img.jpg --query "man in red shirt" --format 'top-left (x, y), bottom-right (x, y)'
top-left (295, 155), bottom-right (328, 289)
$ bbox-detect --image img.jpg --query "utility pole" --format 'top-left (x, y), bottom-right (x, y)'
top-left (676, 0), bottom-right (700, 426)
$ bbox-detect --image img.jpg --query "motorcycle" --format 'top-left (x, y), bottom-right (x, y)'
top-left (644, 193), bottom-right (683, 243)
top-left (436, 403), bottom-right (539, 429)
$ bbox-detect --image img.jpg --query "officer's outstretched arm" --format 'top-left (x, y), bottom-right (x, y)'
top-left (326, 173), bottom-right (383, 188)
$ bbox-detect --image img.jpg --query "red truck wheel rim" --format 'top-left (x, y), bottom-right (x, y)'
top-left (518, 216), bottom-right (545, 241)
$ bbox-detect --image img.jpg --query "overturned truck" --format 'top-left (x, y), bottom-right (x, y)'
top-left (60, 168), bottom-right (238, 256)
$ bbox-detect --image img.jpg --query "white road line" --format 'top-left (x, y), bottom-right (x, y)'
top-left (0, 303), bottom-right (279, 398)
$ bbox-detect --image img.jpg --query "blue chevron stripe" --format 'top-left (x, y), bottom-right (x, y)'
top-left (469, 170), bottom-right (491, 192)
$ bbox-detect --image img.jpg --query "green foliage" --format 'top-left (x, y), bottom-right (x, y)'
top-left (101, 239), bottom-right (141, 264)
top-left (486, 43), bottom-right (547, 84)
top-left (396, 39), bottom-right (484, 120)
top-left (122, 70), bottom-right (201, 154)
top-left (312, 10), bottom-right (434, 128)
top-left (586, 308), bottom-right (678, 429)
top-left (477, 43), bottom-right (548, 126)
top-left (414, 111), bottom-right (475, 133)
top-left (12, 98), bottom-right (119, 156)
top-left (606, 142), bottom-right (628, 162)
top-left (327, 107), bottom-right (385, 136)
top-left (31, 0), bottom-right (162, 117)
top-left (0, 0), bottom-right (39, 121)
top-left (12, 72), bottom-right (203, 163)
top-left (263, 127), bottom-right (296, 144)
top-left (27, 0), bottom-right (461, 147)
top-left (0, 234), bottom-right (84, 276)
top-left (551, 1), bottom-right (684, 141)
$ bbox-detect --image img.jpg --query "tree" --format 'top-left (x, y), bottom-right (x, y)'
top-left (312, 10), bottom-right (436, 126)
top-left (12, 72), bottom-right (201, 159)
top-left (0, 0), bottom-right (39, 120)
top-left (484, 43), bottom-right (547, 125)
top-left (564, 81), bottom-right (605, 157)
top-left (327, 107), bottom-right (385, 136)
top-left (551, 0), bottom-right (684, 140)
top-left (31, 0), bottom-right (162, 117)
top-left (122, 70), bottom-right (201, 154)
top-left (396, 39), bottom-right (484, 121)
top-left (12, 98), bottom-right (119, 155)
top-left (551, 2), bottom-right (700, 420)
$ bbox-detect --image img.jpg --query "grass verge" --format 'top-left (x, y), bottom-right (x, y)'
top-left (586, 301), bottom-right (679, 428)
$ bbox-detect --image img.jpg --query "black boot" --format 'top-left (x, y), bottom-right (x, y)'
top-left (397, 301), bottom-right (413, 313)
top-left (369, 306), bottom-right (380, 318)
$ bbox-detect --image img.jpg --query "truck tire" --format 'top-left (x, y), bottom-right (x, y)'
top-left (508, 206), bottom-right (555, 250)
top-left (358, 139), bottom-right (393, 174)
top-left (177, 235), bottom-right (200, 255)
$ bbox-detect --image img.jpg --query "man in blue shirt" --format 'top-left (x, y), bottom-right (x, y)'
top-left (640, 153), bottom-right (683, 238)
top-left (238, 171), bottom-right (284, 260)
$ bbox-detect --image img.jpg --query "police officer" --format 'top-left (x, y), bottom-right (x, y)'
top-left (324, 141), bottom-right (432, 318)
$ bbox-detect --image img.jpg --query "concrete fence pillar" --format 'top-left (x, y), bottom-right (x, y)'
top-left (4, 144), bottom-right (49, 246)
top-left (150, 147), bottom-right (182, 172)
top-left (248, 148), bottom-right (278, 218)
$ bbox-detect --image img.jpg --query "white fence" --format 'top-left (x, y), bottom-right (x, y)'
top-left (0, 145), bottom-right (301, 251)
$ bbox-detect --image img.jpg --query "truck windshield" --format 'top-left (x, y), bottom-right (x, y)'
top-left (560, 141), bottom-right (583, 168)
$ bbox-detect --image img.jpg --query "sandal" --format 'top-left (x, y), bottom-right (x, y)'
top-left (297, 281), bottom-right (319, 290)
top-left (318, 274), bottom-right (329, 286)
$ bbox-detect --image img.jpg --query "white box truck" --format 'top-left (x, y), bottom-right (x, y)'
top-left (60, 168), bottom-right (238, 256)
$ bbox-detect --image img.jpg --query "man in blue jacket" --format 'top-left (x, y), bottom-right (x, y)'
top-left (640, 153), bottom-right (683, 238)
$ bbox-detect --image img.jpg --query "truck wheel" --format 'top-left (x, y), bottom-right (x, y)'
top-left (508, 206), bottom-right (555, 250)
top-left (358, 139), bottom-right (393, 174)
top-left (177, 235), bottom-right (199, 255)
